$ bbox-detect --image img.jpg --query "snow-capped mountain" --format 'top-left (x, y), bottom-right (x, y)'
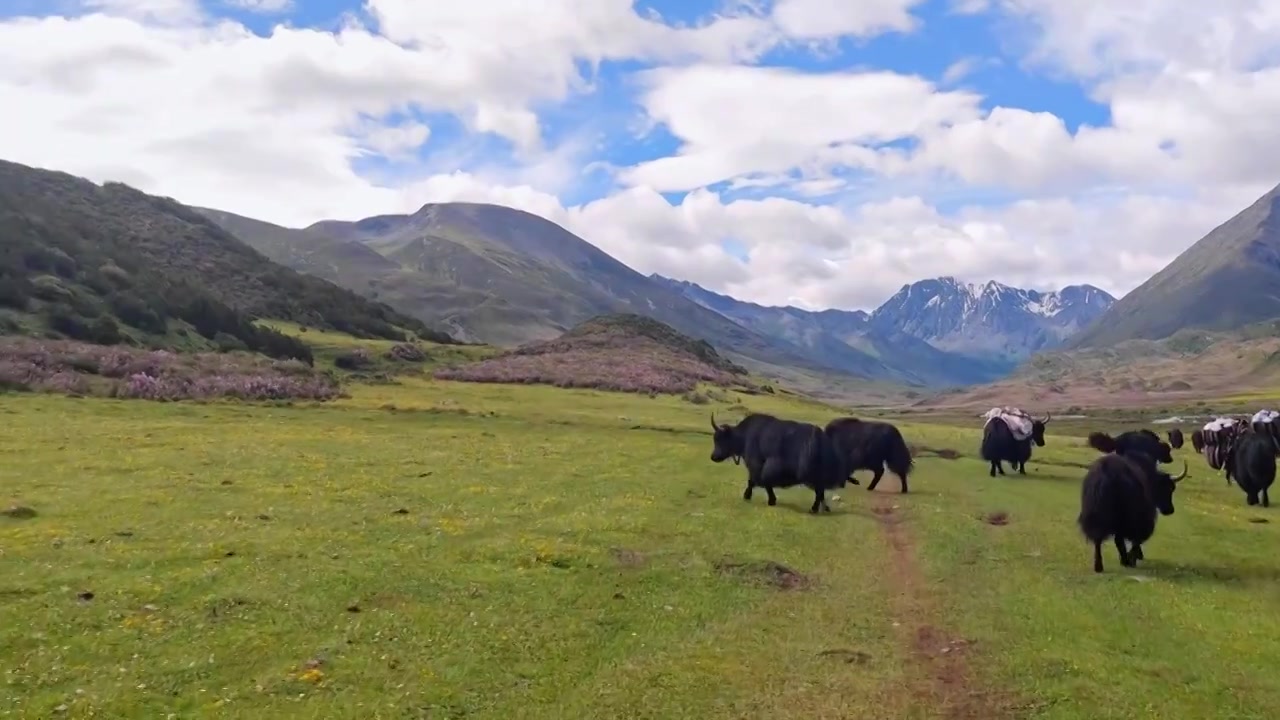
top-left (649, 274), bottom-right (1114, 386)
top-left (651, 275), bottom-right (1021, 386)
top-left (868, 277), bottom-right (1115, 362)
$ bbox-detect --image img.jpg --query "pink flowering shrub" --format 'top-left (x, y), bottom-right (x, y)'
top-left (0, 337), bottom-right (340, 402)
top-left (435, 333), bottom-right (743, 395)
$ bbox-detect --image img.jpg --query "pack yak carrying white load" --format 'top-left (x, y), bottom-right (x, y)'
top-left (1251, 409), bottom-right (1280, 448)
top-left (981, 406), bottom-right (1036, 441)
top-left (1201, 416), bottom-right (1246, 475)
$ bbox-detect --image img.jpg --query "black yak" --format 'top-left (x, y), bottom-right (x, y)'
top-left (823, 417), bottom-right (914, 493)
top-left (1077, 452), bottom-right (1186, 573)
top-left (1087, 429), bottom-right (1174, 464)
top-left (980, 411), bottom-right (1049, 477)
top-left (1226, 431), bottom-right (1276, 507)
top-left (709, 412), bottom-right (847, 514)
top-left (1190, 429), bottom-right (1205, 454)
top-left (1167, 428), bottom-right (1184, 450)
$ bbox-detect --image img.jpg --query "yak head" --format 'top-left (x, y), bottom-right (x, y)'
top-left (709, 412), bottom-right (743, 465)
top-left (1030, 413), bottom-right (1051, 447)
top-left (1150, 459), bottom-right (1187, 516)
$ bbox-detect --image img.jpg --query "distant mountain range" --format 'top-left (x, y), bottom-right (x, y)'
top-left (9, 155), bottom-right (1278, 399)
top-left (651, 274), bottom-right (1114, 387)
top-left (201, 199), bottom-right (1113, 389)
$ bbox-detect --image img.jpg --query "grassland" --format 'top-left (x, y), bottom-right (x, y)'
top-left (5, 354), bottom-right (1280, 718)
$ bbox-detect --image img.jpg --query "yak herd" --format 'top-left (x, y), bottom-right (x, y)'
top-left (706, 407), bottom-right (1279, 574)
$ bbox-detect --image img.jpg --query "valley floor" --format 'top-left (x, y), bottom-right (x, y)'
top-left (4, 380), bottom-right (1280, 718)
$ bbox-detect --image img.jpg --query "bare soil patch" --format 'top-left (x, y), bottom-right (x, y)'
top-left (713, 558), bottom-right (811, 590)
top-left (982, 511), bottom-right (1010, 526)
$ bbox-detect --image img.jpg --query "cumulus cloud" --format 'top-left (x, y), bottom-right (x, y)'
top-left (0, 0), bottom-right (1277, 313)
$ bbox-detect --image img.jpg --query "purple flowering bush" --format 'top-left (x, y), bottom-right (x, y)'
top-left (0, 337), bottom-right (341, 402)
top-left (435, 333), bottom-right (743, 395)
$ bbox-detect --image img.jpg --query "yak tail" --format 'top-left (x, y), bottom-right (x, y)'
top-left (885, 426), bottom-right (914, 480)
top-left (1087, 432), bottom-right (1117, 454)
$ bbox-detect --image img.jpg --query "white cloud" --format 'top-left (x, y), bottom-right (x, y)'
top-left (224, 0), bottom-right (293, 13)
top-left (622, 64), bottom-right (983, 191)
top-left (0, 0), bottom-right (1278, 319)
top-left (770, 0), bottom-right (924, 40)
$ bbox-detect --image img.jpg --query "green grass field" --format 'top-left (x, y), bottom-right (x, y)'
top-left (5, 375), bottom-right (1280, 719)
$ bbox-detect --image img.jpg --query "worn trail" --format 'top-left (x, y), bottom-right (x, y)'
top-left (869, 478), bottom-right (1014, 719)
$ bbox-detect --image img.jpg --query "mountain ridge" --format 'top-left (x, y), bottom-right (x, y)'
top-left (1067, 182), bottom-right (1280, 348)
top-left (651, 273), bottom-right (1113, 385)
top-left (0, 158), bottom-right (451, 363)
top-left (200, 203), bottom-right (916, 399)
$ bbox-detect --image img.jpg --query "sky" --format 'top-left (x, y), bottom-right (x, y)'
top-left (2, 1), bottom-right (1279, 312)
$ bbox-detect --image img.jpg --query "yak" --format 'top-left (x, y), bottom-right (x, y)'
top-left (980, 413), bottom-right (1049, 477)
top-left (1088, 429), bottom-right (1174, 464)
top-left (1225, 431), bottom-right (1276, 507)
top-left (1167, 428), bottom-right (1184, 450)
top-left (1077, 451), bottom-right (1186, 573)
top-left (823, 417), bottom-right (914, 493)
top-left (708, 412), bottom-right (846, 514)
top-left (1190, 429), bottom-right (1205, 454)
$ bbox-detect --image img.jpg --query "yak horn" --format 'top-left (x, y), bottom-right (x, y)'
top-left (1171, 460), bottom-right (1188, 482)
top-left (1041, 412), bottom-right (1052, 424)
top-left (710, 412), bottom-right (718, 431)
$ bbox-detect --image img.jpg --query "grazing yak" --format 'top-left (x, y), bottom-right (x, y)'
top-left (709, 412), bottom-right (847, 514)
top-left (1088, 429), bottom-right (1174, 464)
top-left (1077, 451), bottom-right (1186, 573)
top-left (1167, 428), bottom-right (1184, 450)
top-left (1226, 430), bottom-right (1276, 507)
top-left (823, 417), bottom-right (914, 493)
top-left (979, 408), bottom-right (1049, 477)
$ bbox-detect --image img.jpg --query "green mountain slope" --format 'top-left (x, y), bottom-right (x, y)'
top-left (0, 159), bottom-right (453, 359)
top-left (204, 203), bottom-right (918, 394)
top-left (1068, 182), bottom-right (1280, 348)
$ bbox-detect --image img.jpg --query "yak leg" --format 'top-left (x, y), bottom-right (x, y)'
top-left (1093, 542), bottom-right (1104, 573)
top-left (898, 472), bottom-right (909, 494)
top-left (867, 466), bottom-right (885, 491)
top-left (1018, 460), bottom-right (1027, 475)
top-left (743, 459), bottom-right (763, 501)
top-left (995, 460), bottom-right (1006, 476)
top-left (1115, 536), bottom-right (1133, 567)
top-left (1131, 542), bottom-right (1144, 562)
top-left (759, 457), bottom-right (788, 507)
top-left (1263, 489), bottom-right (1270, 507)
top-left (809, 485), bottom-right (827, 514)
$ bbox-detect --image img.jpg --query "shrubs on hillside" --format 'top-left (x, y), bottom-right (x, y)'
top-left (0, 337), bottom-right (340, 401)
top-left (435, 331), bottom-right (743, 394)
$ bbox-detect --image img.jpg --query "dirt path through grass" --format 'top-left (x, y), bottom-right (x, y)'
top-left (869, 477), bottom-right (1014, 719)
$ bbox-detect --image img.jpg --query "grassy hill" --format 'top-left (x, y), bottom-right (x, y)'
top-left (199, 203), bottom-right (912, 401)
top-left (0, 159), bottom-right (455, 363)
top-left (435, 313), bottom-right (761, 395)
top-left (1068, 182), bottom-right (1280, 348)
top-left (918, 321), bottom-right (1280, 411)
